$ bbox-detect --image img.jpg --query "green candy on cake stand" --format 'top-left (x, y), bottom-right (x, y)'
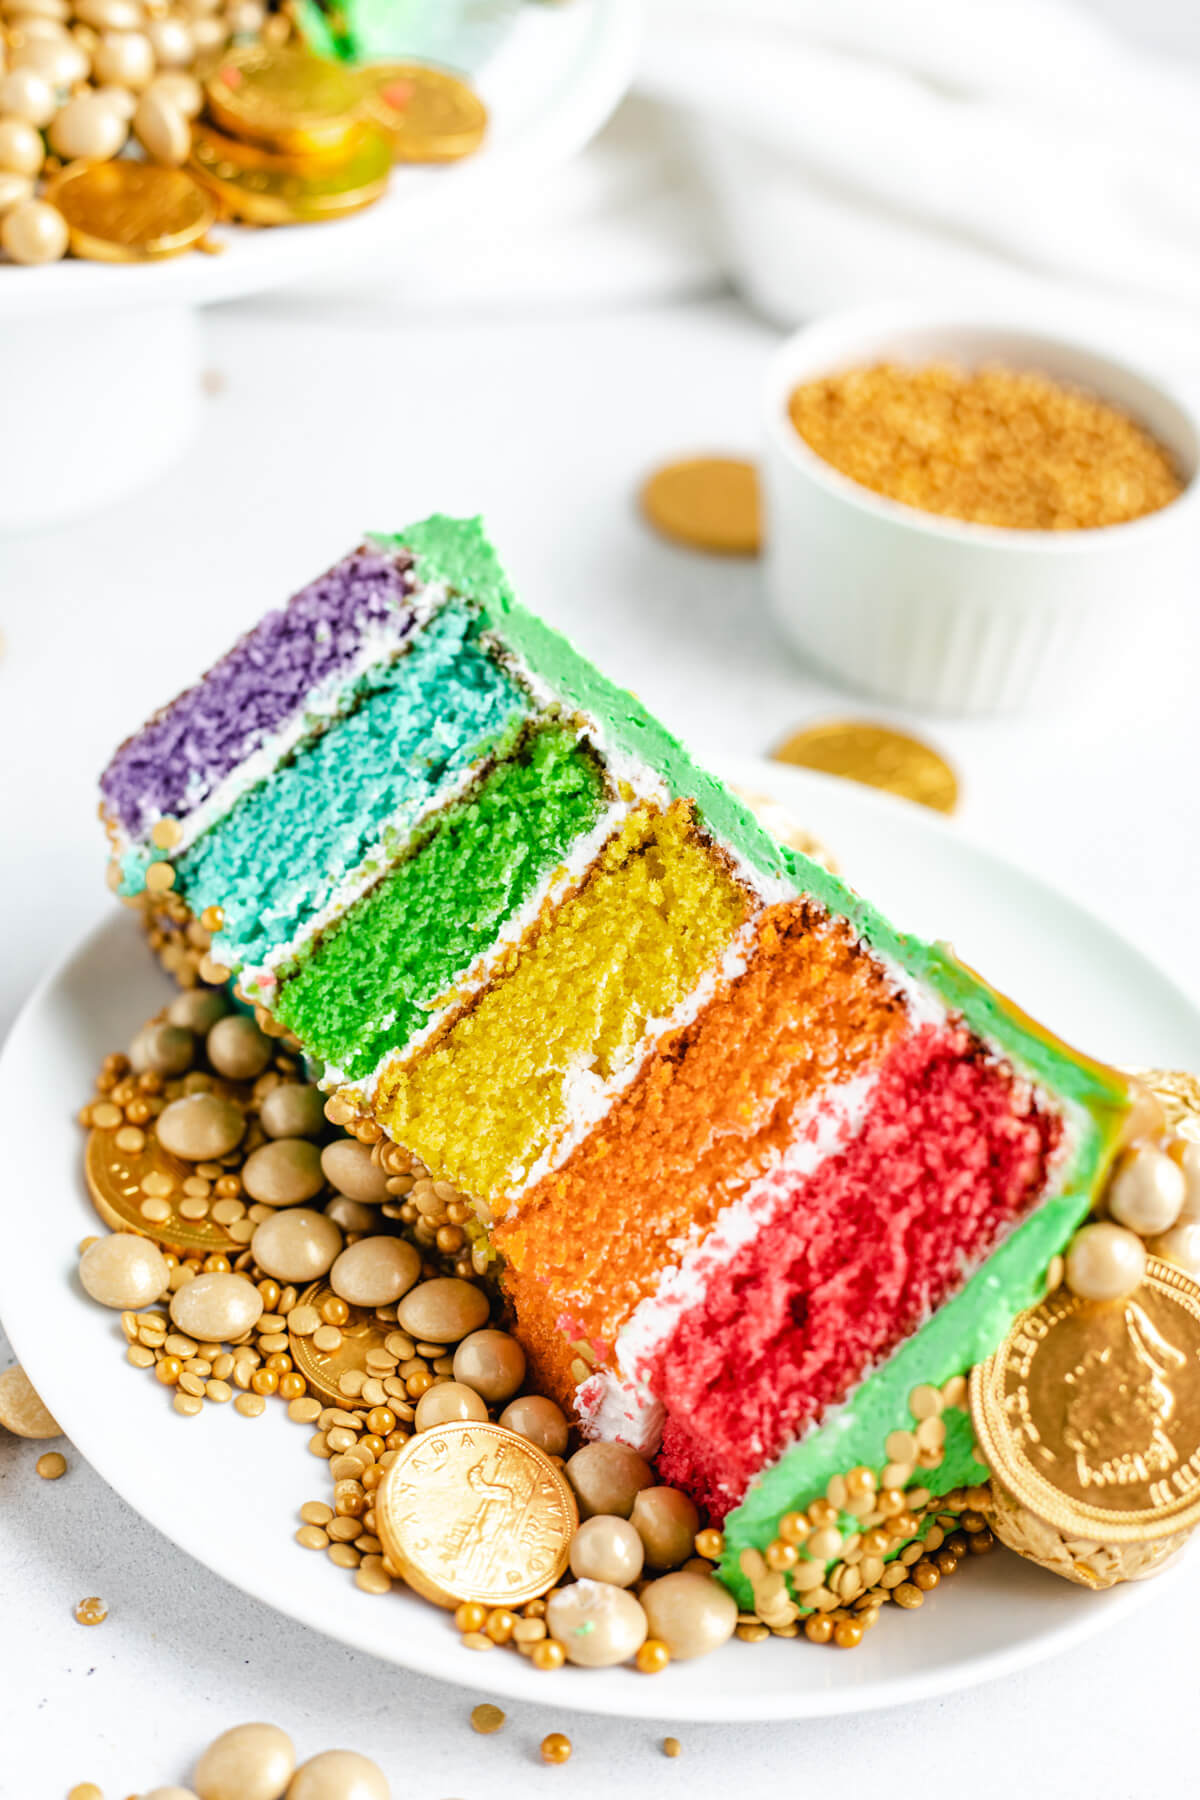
top-left (294, 0), bottom-right (524, 68)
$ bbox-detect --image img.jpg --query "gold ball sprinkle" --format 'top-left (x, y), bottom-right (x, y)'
top-left (541, 1733), bottom-right (572, 1765)
top-left (74, 1596), bottom-right (107, 1626)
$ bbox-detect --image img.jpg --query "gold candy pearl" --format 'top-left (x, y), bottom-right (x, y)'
top-left (0, 66), bottom-right (56, 126)
top-left (1108, 1145), bottom-right (1186, 1239)
top-left (74, 0), bottom-right (143, 28)
top-left (146, 13), bottom-right (192, 63)
top-left (1064, 1221), bottom-right (1146, 1302)
top-left (133, 85), bottom-right (189, 164)
top-left (91, 26), bottom-right (154, 87)
top-left (146, 67), bottom-right (202, 117)
top-left (10, 33), bottom-right (88, 83)
top-left (0, 116), bottom-right (43, 176)
top-left (0, 170), bottom-right (34, 217)
top-left (8, 15), bottom-right (69, 43)
top-left (226, 0), bottom-right (264, 31)
top-left (1, 197), bottom-right (67, 262)
top-left (190, 13), bottom-right (226, 51)
top-left (6, 0), bottom-right (71, 19)
top-left (765, 1539), bottom-right (797, 1571)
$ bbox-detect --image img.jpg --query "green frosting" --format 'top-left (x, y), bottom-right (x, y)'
top-left (378, 515), bottom-right (1131, 1603)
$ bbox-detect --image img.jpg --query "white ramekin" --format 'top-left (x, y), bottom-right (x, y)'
top-left (761, 307), bottom-right (1200, 715)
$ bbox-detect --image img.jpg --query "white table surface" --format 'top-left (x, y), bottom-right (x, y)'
top-left (2, 294), bottom-right (1199, 1799)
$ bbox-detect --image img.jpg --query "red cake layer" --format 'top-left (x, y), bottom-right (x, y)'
top-left (648, 1023), bottom-right (1061, 1514)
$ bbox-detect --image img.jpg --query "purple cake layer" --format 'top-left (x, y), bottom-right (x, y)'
top-left (100, 545), bottom-right (419, 842)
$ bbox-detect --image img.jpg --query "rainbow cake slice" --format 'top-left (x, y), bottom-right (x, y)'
top-left (100, 515), bottom-right (1132, 1608)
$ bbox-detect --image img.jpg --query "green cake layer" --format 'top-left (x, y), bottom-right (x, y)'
top-left (274, 723), bottom-right (608, 1079)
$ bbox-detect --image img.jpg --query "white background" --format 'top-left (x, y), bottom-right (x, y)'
top-left (3, 2), bottom-right (1200, 1792)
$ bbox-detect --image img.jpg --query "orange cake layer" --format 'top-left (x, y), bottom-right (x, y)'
top-left (496, 901), bottom-right (908, 1404)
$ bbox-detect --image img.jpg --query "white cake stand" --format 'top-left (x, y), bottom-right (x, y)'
top-left (0, 0), bottom-right (640, 532)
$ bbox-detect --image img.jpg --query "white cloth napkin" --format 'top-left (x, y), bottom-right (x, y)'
top-left (300, 0), bottom-right (1200, 376)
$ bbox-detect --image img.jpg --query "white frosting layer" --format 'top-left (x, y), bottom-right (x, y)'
top-left (574, 1066), bottom-right (884, 1453)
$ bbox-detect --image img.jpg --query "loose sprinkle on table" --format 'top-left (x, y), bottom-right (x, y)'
top-left (541, 1733), bottom-right (572, 1765)
top-left (37, 1452), bottom-right (68, 1480)
top-left (74, 1596), bottom-right (107, 1627)
top-left (470, 1703), bottom-right (506, 1734)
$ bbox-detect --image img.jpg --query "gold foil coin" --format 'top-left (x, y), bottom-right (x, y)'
top-left (189, 121), bottom-right (392, 225)
top-left (44, 162), bottom-right (216, 262)
top-left (362, 63), bottom-right (488, 163)
top-left (288, 1281), bottom-right (393, 1405)
top-left (772, 720), bottom-right (959, 814)
top-left (204, 45), bottom-right (367, 157)
top-left (970, 1258), bottom-right (1200, 1543)
top-left (85, 1126), bottom-right (240, 1255)
top-left (640, 457), bottom-right (761, 556)
top-left (375, 1420), bottom-right (577, 1608)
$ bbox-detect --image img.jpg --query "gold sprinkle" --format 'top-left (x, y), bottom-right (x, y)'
top-left (663, 1738), bottom-right (682, 1758)
top-left (470, 1703), bottom-right (506, 1735)
top-left (941, 1373), bottom-right (968, 1409)
top-left (74, 1596), bottom-right (107, 1626)
top-left (908, 1384), bottom-right (943, 1420)
top-left (145, 861), bottom-right (176, 894)
top-left (788, 363), bottom-right (1184, 531)
top-left (151, 818), bottom-right (182, 850)
top-left (36, 1451), bottom-right (67, 1480)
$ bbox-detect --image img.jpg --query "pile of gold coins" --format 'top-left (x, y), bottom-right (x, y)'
top-left (0, 0), bottom-right (487, 264)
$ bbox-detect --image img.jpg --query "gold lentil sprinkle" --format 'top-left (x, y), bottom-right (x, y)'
top-left (470, 1703), bottom-right (506, 1734)
top-left (788, 362), bottom-right (1183, 530)
top-left (37, 1452), bottom-right (67, 1480)
top-left (663, 1737), bottom-right (682, 1758)
top-left (74, 1596), bottom-right (107, 1626)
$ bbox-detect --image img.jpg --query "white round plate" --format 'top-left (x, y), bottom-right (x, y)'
top-left (2, 755), bottom-right (1198, 1721)
top-left (0, 0), bottom-right (640, 318)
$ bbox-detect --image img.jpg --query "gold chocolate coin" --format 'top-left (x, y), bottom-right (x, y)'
top-left (204, 45), bottom-right (367, 157)
top-left (640, 456), bottom-right (761, 556)
top-left (375, 1419), bottom-right (577, 1609)
top-left (44, 162), bottom-right (216, 262)
top-left (189, 120), bottom-right (392, 225)
top-left (772, 720), bottom-right (959, 814)
top-left (288, 1280), bottom-right (392, 1405)
top-left (85, 1126), bottom-right (239, 1255)
top-left (970, 1257), bottom-right (1200, 1543)
top-left (362, 63), bottom-right (487, 163)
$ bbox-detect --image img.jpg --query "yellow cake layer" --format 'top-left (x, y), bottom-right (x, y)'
top-left (373, 801), bottom-right (751, 1203)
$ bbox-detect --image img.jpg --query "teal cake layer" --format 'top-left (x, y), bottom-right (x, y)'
top-left (273, 722), bottom-right (609, 1080)
top-left (173, 604), bottom-right (531, 973)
